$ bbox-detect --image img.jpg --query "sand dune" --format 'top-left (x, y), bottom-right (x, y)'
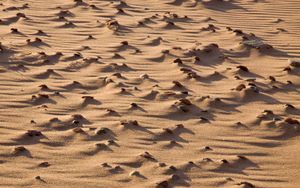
top-left (0, 0), bottom-right (299, 187)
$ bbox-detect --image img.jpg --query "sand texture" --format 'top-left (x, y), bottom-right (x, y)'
top-left (0, 0), bottom-right (299, 187)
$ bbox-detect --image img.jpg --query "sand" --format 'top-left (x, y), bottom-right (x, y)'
top-left (0, 0), bottom-right (299, 187)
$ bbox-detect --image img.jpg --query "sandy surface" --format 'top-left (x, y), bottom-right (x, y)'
top-left (0, 0), bottom-right (299, 187)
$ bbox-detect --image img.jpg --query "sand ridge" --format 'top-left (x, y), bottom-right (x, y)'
top-left (0, 0), bottom-right (299, 187)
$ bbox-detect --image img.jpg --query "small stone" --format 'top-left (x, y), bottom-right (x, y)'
top-left (26, 130), bottom-right (42, 137)
top-left (156, 180), bottom-right (169, 188)
top-left (140, 73), bottom-right (149, 79)
top-left (237, 65), bottom-right (249, 72)
top-left (130, 170), bottom-right (140, 176)
top-left (38, 162), bottom-right (50, 167)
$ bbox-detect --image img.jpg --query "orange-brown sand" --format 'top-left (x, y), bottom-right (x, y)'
top-left (0, 0), bottom-right (299, 187)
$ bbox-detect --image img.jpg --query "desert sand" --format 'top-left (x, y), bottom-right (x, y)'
top-left (0, 0), bottom-right (299, 187)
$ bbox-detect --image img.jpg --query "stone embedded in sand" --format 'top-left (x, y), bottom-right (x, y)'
top-left (106, 108), bottom-right (116, 113)
top-left (58, 16), bottom-right (66, 20)
top-left (257, 110), bottom-right (273, 120)
top-left (140, 73), bottom-right (149, 79)
top-left (101, 163), bottom-right (110, 168)
top-left (178, 105), bottom-right (189, 112)
top-left (173, 58), bottom-right (183, 64)
top-left (95, 127), bottom-right (109, 135)
top-left (58, 9), bottom-right (70, 15)
top-left (156, 180), bottom-right (169, 188)
top-left (121, 41), bottom-right (128, 46)
top-left (180, 68), bottom-right (192, 73)
top-left (87, 35), bottom-right (95, 40)
top-left (179, 98), bottom-right (192, 105)
top-left (171, 174), bottom-right (180, 181)
top-left (161, 49), bottom-right (169, 54)
top-left (37, 30), bottom-right (45, 35)
top-left (129, 170), bottom-right (140, 176)
top-left (35, 176), bottom-right (41, 180)
top-left (233, 29), bottom-right (243, 35)
top-left (38, 94), bottom-right (50, 99)
top-left (104, 77), bottom-right (114, 85)
top-left (65, 21), bottom-right (75, 27)
top-left (49, 117), bottom-right (60, 122)
top-left (74, 0), bottom-right (83, 3)
top-left (235, 84), bottom-right (246, 91)
top-left (82, 95), bottom-right (94, 100)
top-left (39, 84), bottom-right (49, 90)
top-left (242, 39), bottom-right (273, 50)
top-left (170, 140), bottom-right (177, 145)
top-left (140, 151), bottom-right (155, 160)
top-left (226, 177), bottom-right (234, 181)
top-left (131, 103), bottom-right (138, 108)
top-left (200, 117), bottom-right (209, 122)
top-left (72, 114), bottom-right (84, 120)
top-left (173, 81), bottom-right (183, 87)
top-left (269, 76), bottom-right (276, 82)
top-left (263, 110), bottom-right (274, 115)
top-left (12, 146), bottom-right (28, 155)
top-left (38, 162), bottom-right (50, 167)
top-left (202, 44), bottom-right (218, 53)
top-left (167, 21), bottom-right (175, 26)
top-left (285, 103), bottom-right (295, 109)
top-left (117, 8), bottom-right (125, 14)
top-left (248, 85), bottom-right (259, 93)
top-left (181, 91), bottom-right (188, 95)
top-left (26, 130), bottom-right (42, 137)
top-left (72, 120), bottom-right (80, 125)
top-left (121, 120), bottom-right (139, 126)
top-left (226, 26), bottom-right (233, 31)
top-left (16, 12), bottom-right (26, 18)
top-left (189, 71), bottom-right (198, 78)
top-left (283, 66), bottom-right (292, 72)
top-left (284, 118), bottom-right (299, 125)
top-left (106, 139), bottom-right (116, 145)
top-left (95, 143), bottom-right (108, 149)
top-left (288, 59), bottom-right (300, 68)
top-left (114, 165), bottom-right (123, 171)
top-left (163, 128), bottom-right (173, 134)
top-left (176, 124), bottom-right (184, 129)
top-left (47, 68), bottom-right (55, 73)
top-left (73, 52), bottom-right (82, 58)
top-left (135, 49), bottom-right (141, 53)
top-left (203, 146), bottom-right (212, 151)
top-left (203, 158), bottom-right (213, 162)
top-left (106, 19), bottom-right (119, 31)
top-left (73, 127), bottom-right (85, 133)
top-left (221, 159), bottom-right (229, 164)
top-left (237, 65), bottom-right (249, 72)
top-left (158, 162), bottom-right (166, 167)
top-left (237, 181), bottom-right (255, 188)
top-left (35, 37), bottom-right (42, 42)
top-left (277, 28), bottom-right (287, 32)
top-left (11, 28), bottom-right (19, 33)
top-left (169, 165), bottom-right (177, 171)
top-left (89, 4), bottom-right (98, 9)
top-left (56, 52), bottom-right (63, 56)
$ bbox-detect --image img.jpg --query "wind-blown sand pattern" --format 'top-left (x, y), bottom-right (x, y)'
top-left (0, 0), bottom-right (299, 187)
